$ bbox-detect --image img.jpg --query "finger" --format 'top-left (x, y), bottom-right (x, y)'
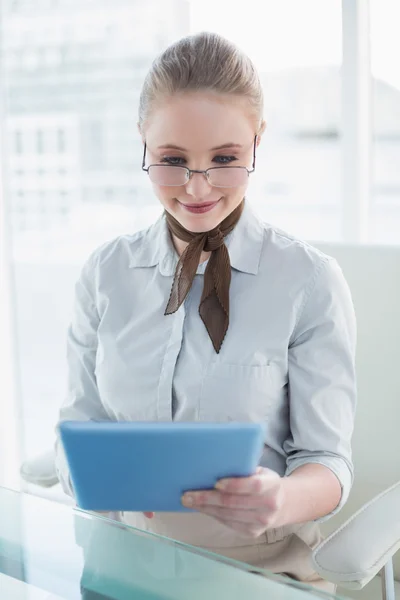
top-left (196, 505), bottom-right (270, 526)
top-left (215, 469), bottom-right (280, 495)
top-left (182, 490), bottom-right (267, 510)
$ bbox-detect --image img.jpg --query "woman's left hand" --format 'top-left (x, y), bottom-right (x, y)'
top-left (181, 467), bottom-right (286, 538)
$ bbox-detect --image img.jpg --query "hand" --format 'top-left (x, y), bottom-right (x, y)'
top-left (143, 511), bottom-right (154, 519)
top-left (181, 467), bottom-right (285, 538)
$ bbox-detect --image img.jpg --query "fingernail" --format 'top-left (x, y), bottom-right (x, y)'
top-left (182, 494), bottom-right (194, 506)
top-left (215, 479), bottom-right (228, 490)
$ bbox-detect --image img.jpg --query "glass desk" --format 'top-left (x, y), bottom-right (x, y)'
top-left (0, 486), bottom-right (343, 599)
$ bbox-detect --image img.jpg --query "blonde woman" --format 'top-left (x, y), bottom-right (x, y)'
top-left (56, 32), bottom-right (356, 592)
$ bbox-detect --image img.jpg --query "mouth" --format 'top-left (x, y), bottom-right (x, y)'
top-left (178, 199), bottom-right (221, 214)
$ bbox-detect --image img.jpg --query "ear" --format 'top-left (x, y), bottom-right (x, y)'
top-left (137, 122), bottom-right (145, 143)
top-left (257, 120), bottom-right (267, 143)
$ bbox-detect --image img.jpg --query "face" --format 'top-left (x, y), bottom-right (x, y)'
top-left (141, 92), bottom-right (261, 233)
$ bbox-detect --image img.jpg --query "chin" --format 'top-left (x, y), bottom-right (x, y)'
top-left (182, 215), bottom-right (218, 233)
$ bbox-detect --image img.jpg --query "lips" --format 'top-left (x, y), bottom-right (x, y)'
top-left (179, 200), bottom-right (220, 214)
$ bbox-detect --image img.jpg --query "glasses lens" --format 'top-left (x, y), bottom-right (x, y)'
top-left (147, 165), bottom-right (188, 186)
top-left (208, 167), bottom-right (249, 188)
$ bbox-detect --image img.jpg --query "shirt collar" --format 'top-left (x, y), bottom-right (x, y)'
top-left (128, 201), bottom-right (264, 276)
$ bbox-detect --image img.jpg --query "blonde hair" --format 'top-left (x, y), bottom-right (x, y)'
top-left (138, 32), bottom-right (264, 133)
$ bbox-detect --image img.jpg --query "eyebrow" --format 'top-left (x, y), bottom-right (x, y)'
top-left (156, 143), bottom-right (244, 151)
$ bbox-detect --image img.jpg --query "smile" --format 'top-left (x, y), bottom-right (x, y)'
top-left (179, 200), bottom-right (220, 214)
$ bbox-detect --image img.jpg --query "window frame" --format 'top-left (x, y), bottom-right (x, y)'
top-left (341, 0), bottom-right (372, 243)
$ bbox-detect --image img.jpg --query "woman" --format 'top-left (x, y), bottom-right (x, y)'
top-left (55, 32), bottom-right (356, 591)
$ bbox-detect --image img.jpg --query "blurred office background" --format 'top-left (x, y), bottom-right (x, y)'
top-left (0, 2), bottom-right (399, 583)
top-left (1, 2), bottom-right (400, 596)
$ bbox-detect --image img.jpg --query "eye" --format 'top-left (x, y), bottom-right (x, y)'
top-left (213, 155), bottom-right (238, 165)
top-left (159, 156), bottom-right (186, 166)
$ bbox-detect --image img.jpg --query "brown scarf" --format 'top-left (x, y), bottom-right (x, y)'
top-left (164, 201), bottom-right (244, 353)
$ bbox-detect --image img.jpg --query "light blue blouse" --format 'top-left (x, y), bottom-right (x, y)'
top-left (55, 201), bottom-right (357, 521)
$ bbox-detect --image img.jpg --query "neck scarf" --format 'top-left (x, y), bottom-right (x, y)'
top-left (164, 201), bottom-right (244, 353)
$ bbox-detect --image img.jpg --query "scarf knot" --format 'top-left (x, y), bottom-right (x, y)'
top-left (204, 229), bottom-right (225, 252)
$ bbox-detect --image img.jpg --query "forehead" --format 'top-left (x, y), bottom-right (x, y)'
top-left (144, 92), bottom-right (255, 149)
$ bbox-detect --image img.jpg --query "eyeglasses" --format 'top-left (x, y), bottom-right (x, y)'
top-left (142, 136), bottom-right (257, 188)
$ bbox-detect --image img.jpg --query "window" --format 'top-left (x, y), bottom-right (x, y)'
top-left (57, 128), bottom-right (65, 153)
top-left (36, 129), bottom-right (44, 154)
top-left (81, 120), bottom-right (104, 170)
top-left (14, 129), bottom-right (23, 153)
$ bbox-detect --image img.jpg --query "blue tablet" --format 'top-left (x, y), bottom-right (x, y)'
top-left (58, 421), bottom-right (265, 513)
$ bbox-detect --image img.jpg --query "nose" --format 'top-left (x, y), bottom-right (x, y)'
top-left (184, 171), bottom-right (213, 198)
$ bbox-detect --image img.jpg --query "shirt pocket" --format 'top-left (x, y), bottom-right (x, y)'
top-left (199, 362), bottom-right (283, 423)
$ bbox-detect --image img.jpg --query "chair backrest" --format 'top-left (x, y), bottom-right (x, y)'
top-left (312, 242), bottom-right (400, 579)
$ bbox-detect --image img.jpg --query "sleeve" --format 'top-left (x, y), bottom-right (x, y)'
top-left (54, 251), bottom-right (110, 497)
top-left (283, 257), bottom-right (357, 522)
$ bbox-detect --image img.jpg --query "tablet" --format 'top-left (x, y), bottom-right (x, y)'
top-left (58, 421), bottom-right (265, 513)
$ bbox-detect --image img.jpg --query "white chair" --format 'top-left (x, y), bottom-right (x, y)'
top-left (312, 242), bottom-right (400, 599)
top-left (313, 479), bottom-right (400, 599)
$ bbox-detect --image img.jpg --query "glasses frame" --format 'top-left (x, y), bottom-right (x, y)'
top-left (141, 135), bottom-right (257, 188)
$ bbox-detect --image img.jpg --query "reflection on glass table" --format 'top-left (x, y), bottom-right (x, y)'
top-left (0, 486), bottom-right (344, 600)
